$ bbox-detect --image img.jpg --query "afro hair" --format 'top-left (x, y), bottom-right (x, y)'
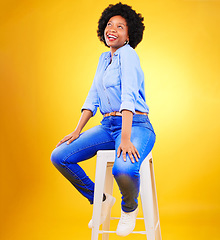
top-left (97, 2), bottom-right (145, 49)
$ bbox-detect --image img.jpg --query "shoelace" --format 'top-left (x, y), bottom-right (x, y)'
top-left (120, 212), bottom-right (133, 225)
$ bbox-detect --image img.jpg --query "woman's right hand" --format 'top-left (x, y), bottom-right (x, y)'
top-left (55, 109), bottom-right (93, 148)
top-left (56, 130), bottom-right (80, 148)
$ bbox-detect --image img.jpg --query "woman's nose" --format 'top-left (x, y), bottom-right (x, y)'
top-left (109, 28), bottom-right (116, 32)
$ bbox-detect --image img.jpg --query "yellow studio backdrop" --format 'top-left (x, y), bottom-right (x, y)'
top-left (0, 0), bottom-right (220, 239)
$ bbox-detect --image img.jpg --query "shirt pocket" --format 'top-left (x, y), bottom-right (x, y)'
top-left (103, 67), bottom-right (121, 88)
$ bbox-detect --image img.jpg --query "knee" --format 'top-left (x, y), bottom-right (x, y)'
top-left (112, 163), bottom-right (122, 178)
top-left (50, 147), bottom-right (65, 167)
top-left (112, 163), bottom-right (139, 198)
top-left (112, 162), bottom-right (138, 179)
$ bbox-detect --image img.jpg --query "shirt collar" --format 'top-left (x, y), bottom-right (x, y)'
top-left (104, 44), bottom-right (131, 60)
top-left (104, 51), bottom-right (111, 60)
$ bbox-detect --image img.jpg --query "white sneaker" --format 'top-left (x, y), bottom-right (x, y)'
top-left (116, 208), bottom-right (139, 237)
top-left (88, 193), bottom-right (116, 229)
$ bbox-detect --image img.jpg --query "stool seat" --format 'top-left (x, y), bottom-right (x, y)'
top-left (91, 150), bottom-right (162, 240)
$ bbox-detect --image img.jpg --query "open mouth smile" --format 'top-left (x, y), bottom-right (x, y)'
top-left (106, 34), bottom-right (118, 41)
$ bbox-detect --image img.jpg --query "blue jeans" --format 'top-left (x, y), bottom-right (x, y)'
top-left (51, 115), bottom-right (156, 212)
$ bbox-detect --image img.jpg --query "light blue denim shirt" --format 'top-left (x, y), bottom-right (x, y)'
top-left (81, 44), bottom-right (149, 116)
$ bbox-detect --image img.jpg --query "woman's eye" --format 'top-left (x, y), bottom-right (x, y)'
top-left (118, 25), bottom-right (123, 29)
top-left (107, 22), bottom-right (111, 26)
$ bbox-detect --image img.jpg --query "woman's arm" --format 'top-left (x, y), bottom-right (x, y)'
top-left (117, 110), bottom-right (140, 163)
top-left (56, 109), bottom-right (93, 147)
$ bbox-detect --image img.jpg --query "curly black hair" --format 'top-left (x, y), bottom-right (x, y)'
top-left (97, 2), bottom-right (145, 49)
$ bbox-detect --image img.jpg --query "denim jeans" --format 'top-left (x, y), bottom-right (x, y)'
top-left (51, 115), bottom-right (156, 212)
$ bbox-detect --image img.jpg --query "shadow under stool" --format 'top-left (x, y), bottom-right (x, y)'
top-left (91, 150), bottom-right (162, 240)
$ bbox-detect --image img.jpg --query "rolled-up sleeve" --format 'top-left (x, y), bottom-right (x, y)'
top-left (119, 47), bottom-right (141, 114)
top-left (81, 79), bottom-right (99, 116)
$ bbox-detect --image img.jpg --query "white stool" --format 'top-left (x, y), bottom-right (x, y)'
top-left (91, 150), bottom-right (162, 240)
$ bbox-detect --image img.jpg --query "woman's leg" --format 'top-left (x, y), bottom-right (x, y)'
top-left (112, 126), bottom-right (156, 212)
top-left (51, 125), bottom-right (115, 204)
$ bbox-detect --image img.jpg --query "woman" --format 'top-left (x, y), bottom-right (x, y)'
top-left (51, 2), bottom-right (156, 237)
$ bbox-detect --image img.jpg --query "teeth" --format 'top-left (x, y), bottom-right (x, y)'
top-left (108, 34), bottom-right (117, 39)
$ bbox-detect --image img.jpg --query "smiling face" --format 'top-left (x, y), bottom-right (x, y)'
top-left (104, 15), bottom-right (129, 54)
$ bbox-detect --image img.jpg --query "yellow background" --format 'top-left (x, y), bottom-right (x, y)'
top-left (1, 0), bottom-right (220, 239)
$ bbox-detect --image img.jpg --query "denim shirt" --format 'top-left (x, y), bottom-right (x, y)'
top-left (81, 44), bottom-right (149, 116)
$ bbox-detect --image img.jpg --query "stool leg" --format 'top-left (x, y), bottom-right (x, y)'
top-left (91, 153), bottom-right (108, 240)
top-left (149, 158), bottom-right (162, 240)
top-left (140, 153), bottom-right (155, 240)
top-left (102, 162), bottom-right (114, 240)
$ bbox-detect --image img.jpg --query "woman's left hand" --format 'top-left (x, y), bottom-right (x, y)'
top-left (117, 139), bottom-right (140, 163)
